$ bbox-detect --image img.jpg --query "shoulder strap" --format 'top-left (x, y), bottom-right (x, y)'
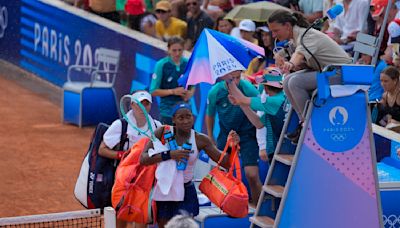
top-left (119, 118), bottom-right (129, 151)
top-left (153, 119), bottom-right (159, 129)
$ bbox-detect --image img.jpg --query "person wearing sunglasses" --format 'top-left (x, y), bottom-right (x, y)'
top-left (184, 0), bottom-right (214, 51)
top-left (155, 0), bottom-right (187, 41)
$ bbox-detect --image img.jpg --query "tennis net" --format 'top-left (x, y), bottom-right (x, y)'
top-left (0, 209), bottom-right (104, 228)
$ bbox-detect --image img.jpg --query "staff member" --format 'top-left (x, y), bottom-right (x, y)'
top-left (268, 10), bottom-right (352, 143)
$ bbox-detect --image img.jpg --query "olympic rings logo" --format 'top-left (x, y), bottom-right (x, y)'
top-left (383, 214), bottom-right (400, 228)
top-left (330, 133), bottom-right (346, 141)
top-left (0, 6), bottom-right (8, 38)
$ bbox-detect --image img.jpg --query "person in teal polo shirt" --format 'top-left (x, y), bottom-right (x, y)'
top-left (150, 36), bottom-right (195, 124)
top-left (206, 70), bottom-right (262, 206)
top-left (228, 72), bottom-right (287, 163)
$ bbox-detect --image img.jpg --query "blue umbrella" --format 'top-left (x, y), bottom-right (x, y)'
top-left (178, 28), bottom-right (265, 88)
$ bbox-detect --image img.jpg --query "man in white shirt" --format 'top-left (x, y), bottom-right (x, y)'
top-left (331, 0), bottom-right (370, 47)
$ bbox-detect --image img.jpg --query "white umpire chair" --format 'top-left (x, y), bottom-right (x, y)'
top-left (62, 48), bottom-right (121, 127)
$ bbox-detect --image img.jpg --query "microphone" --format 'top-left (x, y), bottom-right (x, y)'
top-left (313, 4), bottom-right (344, 26)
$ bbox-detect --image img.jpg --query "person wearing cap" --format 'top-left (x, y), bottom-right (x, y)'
top-left (155, 0), bottom-right (187, 41)
top-left (228, 71), bottom-right (287, 163)
top-left (150, 37), bottom-right (194, 125)
top-left (140, 103), bottom-right (240, 228)
top-left (369, 0), bottom-right (398, 55)
top-left (100, 90), bottom-right (161, 160)
top-left (206, 70), bottom-right (262, 206)
top-left (244, 26), bottom-right (275, 77)
top-left (238, 19), bottom-right (258, 45)
top-left (184, 0), bottom-right (214, 50)
top-left (99, 90), bottom-right (162, 228)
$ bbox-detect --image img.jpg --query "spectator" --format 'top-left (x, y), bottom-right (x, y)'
top-left (88, 0), bottom-right (120, 23)
top-left (206, 70), bottom-right (262, 207)
top-left (360, 44), bottom-right (393, 102)
top-left (268, 10), bottom-right (352, 144)
top-left (214, 16), bottom-right (236, 35)
top-left (389, 19), bottom-right (400, 67)
top-left (228, 71), bottom-right (287, 163)
top-left (184, 0), bottom-right (214, 50)
top-left (74, 0), bottom-right (89, 10)
top-left (150, 37), bottom-right (194, 125)
top-left (322, 0), bottom-right (342, 33)
top-left (99, 90), bottom-right (162, 228)
top-left (202, 0), bottom-right (226, 21)
top-left (330, 0), bottom-right (370, 50)
top-left (245, 26), bottom-right (275, 77)
top-left (155, 0), bottom-right (188, 41)
top-left (238, 19), bottom-right (258, 45)
top-left (296, 0), bottom-right (323, 23)
top-left (377, 66), bottom-right (400, 132)
top-left (125, 0), bottom-right (146, 31)
top-left (140, 104), bottom-right (240, 228)
top-left (116, 0), bottom-right (128, 26)
top-left (171, 0), bottom-right (188, 21)
top-left (370, 0), bottom-right (398, 55)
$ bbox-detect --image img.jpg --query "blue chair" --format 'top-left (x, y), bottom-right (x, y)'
top-left (62, 48), bottom-right (120, 127)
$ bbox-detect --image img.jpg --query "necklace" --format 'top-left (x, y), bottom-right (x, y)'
top-left (387, 89), bottom-right (400, 107)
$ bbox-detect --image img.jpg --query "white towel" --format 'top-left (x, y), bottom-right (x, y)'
top-left (153, 161), bottom-right (185, 201)
top-left (149, 139), bottom-right (185, 201)
top-left (330, 85), bottom-right (370, 98)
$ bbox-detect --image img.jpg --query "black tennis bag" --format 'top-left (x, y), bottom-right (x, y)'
top-left (74, 119), bottom-right (128, 209)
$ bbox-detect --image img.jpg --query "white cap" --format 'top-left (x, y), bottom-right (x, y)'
top-left (131, 91), bottom-right (152, 103)
top-left (238, 19), bottom-right (256, 32)
top-left (257, 26), bottom-right (270, 33)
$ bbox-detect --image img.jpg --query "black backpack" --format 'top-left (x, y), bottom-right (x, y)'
top-left (74, 119), bottom-right (128, 209)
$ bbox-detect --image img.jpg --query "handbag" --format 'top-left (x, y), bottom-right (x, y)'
top-left (199, 137), bottom-right (249, 218)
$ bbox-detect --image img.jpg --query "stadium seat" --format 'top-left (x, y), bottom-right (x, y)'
top-left (62, 48), bottom-right (120, 127)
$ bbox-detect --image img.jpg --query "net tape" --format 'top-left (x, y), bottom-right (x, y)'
top-left (0, 209), bottom-right (102, 228)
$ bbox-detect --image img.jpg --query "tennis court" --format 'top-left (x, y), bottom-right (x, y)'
top-left (0, 60), bottom-right (93, 218)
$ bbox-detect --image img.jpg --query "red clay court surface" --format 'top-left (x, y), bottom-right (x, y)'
top-left (0, 61), bottom-right (93, 217)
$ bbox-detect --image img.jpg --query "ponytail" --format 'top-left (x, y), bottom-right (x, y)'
top-left (268, 10), bottom-right (310, 28)
top-left (292, 11), bottom-right (310, 28)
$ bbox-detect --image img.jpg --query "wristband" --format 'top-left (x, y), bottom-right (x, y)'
top-left (116, 151), bottom-right (125, 160)
top-left (161, 150), bottom-right (171, 161)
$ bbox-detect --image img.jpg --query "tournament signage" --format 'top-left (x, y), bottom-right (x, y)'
top-left (0, 0), bottom-right (165, 101)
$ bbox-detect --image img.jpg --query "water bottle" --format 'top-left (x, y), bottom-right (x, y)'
top-left (177, 142), bottom-right (192, 170)
top-left (164, 131), bottom-right (178, 150)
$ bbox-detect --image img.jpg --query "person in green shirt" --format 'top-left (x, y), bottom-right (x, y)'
top-left (150, 37), bottom-right (195, 125)
top-left (228, 73), bottom-right (287, 163)
top-left (206, 70), bottom-right (262, 206)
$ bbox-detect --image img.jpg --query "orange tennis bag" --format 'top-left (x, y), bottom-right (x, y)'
top-left (112, 137), bottom-right (157, 224)
top-left (199, 138), bottom-right (249, 218)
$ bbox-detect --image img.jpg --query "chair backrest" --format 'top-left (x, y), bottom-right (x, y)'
top-left (91, 48), bottom-right (121, 86)
top-left (352, 33), bottom-right (379, 64)
top-left (353, 0), bottom-right (393, 66)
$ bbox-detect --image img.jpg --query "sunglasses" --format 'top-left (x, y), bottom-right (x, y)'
top-left (186, 2), bottom-right (197, 6)
top-left (155, 9), bottom-right (169, 14)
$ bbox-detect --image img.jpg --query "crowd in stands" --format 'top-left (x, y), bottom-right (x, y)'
top-left (60, 0), bottom-right (400, 227)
